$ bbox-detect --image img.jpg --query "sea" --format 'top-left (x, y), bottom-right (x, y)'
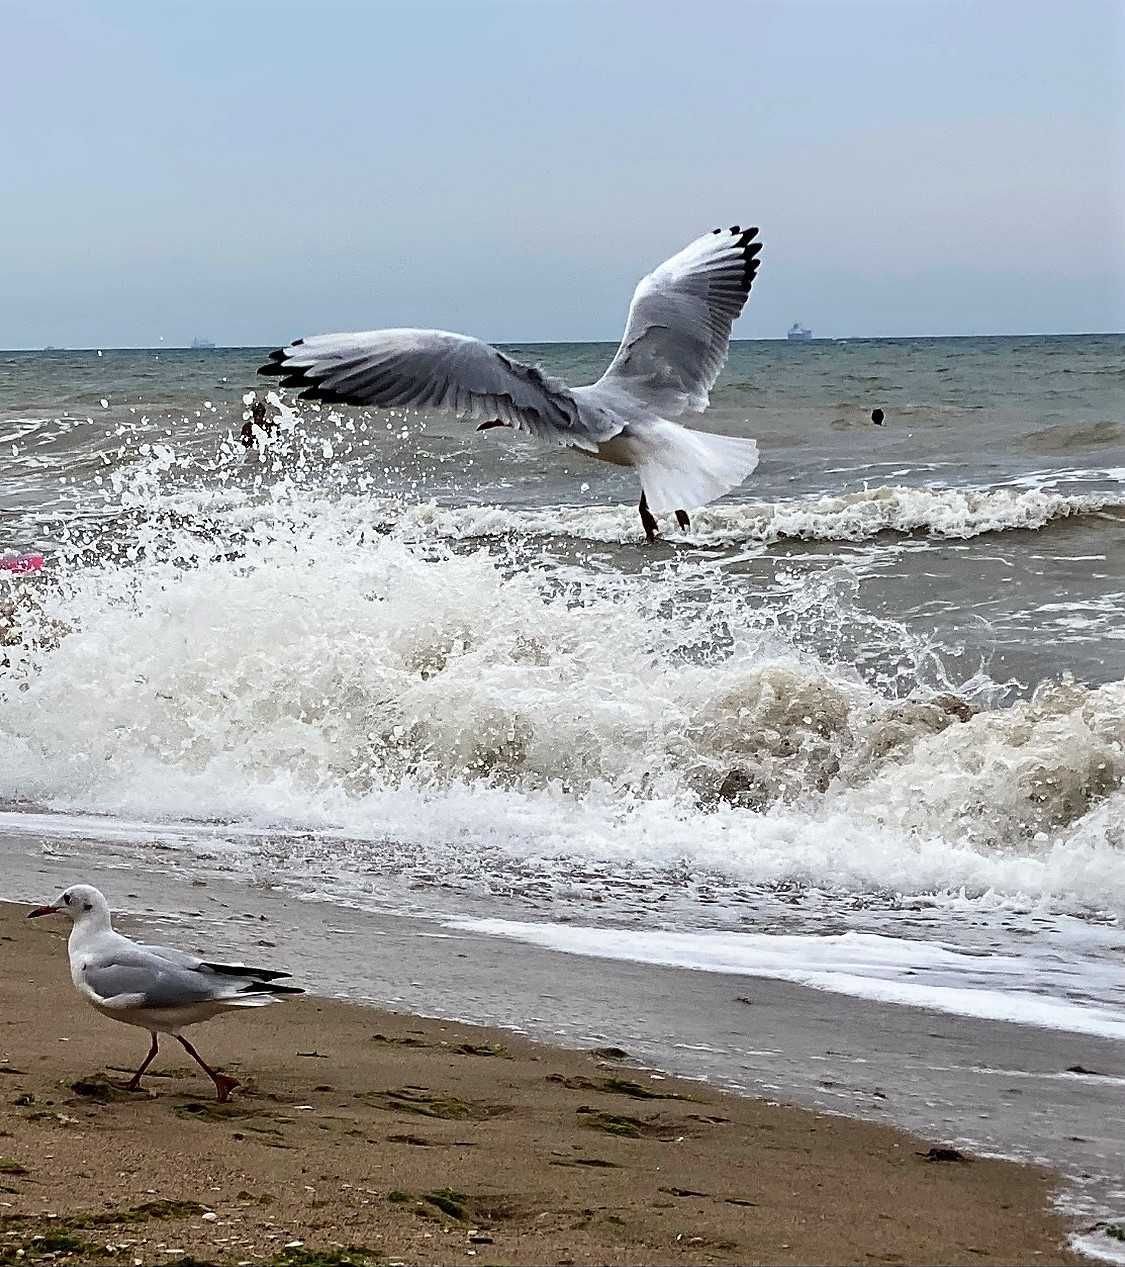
top-left (2, 336), bottom-right (1124, 1244)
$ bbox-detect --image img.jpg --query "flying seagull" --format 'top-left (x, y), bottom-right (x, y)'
top-left (28, 884), bottom-right (303, 1102)
top-left (260, 225), bottom-right (764, 542)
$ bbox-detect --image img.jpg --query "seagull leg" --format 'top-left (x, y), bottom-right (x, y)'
top-left (639, 492), bottom-right (658, 544)
top-left (124, 1032), bottom-right (160, 1092)
top-left (175, 1034), bottom-right (239, 1103)
top-left (675, 510), bottom-right (690, 532)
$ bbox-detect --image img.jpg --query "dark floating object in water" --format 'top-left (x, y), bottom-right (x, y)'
top-left (1066, 1064), bottom-right (1101, 1076)
top-left (919, 1146), bottom-right (968, 1163)
top-left (718, 766), bottom-right (769, 811)
top-left (871, 407), bottom-right (885, 426)
top-left (590, 1046), bottom-right (632, 1061)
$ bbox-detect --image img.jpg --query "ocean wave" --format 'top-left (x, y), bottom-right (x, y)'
top-left (1, 485), bottom-right (1123, 917)
top-left (448, 920), bottom-right (1125, 1040)
top-left (1023, 419), bottom-right (1125, 453)
top-left (396, 483), bottom-right (1121, 547)
top-left (6, 388), bottom-right (1121, 554)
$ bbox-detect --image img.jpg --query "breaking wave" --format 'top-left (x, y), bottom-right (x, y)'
top-left (366, 483), bottom-right (1122, 548)
top-left (1, 444), bottom-right (1122, 920)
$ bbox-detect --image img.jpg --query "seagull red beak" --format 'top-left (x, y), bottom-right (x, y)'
top-left (27, 904), bottom-right (60, 919)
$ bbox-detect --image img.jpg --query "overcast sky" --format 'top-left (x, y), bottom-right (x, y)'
top-left (3, 0), bottom-right (1123, 347)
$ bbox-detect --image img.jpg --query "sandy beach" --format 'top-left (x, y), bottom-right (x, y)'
top-left (0, 902), bottom-right (1082, 1267)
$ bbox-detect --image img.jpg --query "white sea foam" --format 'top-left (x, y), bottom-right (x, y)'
top-left (1, 469), bottom-right (1123, 920)
top-left (1072, 1230), bottom-right (1125, 1267)
top-left (446, 919), bottom-right (1125, 1040)
top-left (393, 483), bottom-right (1121, 547)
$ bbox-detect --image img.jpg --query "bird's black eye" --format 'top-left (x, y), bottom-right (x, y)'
top-left (63, 892), bottom-right (72, 905)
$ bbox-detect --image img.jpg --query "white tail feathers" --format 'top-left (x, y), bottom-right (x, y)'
top-left (221, 993), bottom-right (286, 1009)
top-left (634, 422), bottom-right (760, 512)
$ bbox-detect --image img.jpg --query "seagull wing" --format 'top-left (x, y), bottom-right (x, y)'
top-left (136, 942), bottom-right (292, 981)
top-left (83, 957), bottom-right (228, 1010)
top-left (259, 328), bottom-right (614, 451)
top-left (591, 225), bottom-right (763, 417)
top-left (83, 945), bottom-right (297, 1010)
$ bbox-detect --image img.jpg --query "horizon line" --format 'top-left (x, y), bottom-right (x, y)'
top-left (4, 330), bottom-right (1124, 354)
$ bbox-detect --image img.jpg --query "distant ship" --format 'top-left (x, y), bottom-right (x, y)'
top-left (786, 322), bottom-right (813, 341)
top-left (190, 336), bottom-right (217, 350)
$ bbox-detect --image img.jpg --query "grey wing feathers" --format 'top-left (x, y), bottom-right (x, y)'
top-left (594, 225), bottom-right (763, 416)
top-left (84, 960), bottom-right (227, 1009)
top-left (259, 328), bottom-right (606, 452)
top-left (137, 943), bottom-right (291, 980)
top-left (86, 945), bottom-right (301, 1009)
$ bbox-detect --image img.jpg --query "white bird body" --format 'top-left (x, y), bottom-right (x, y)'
top-left (30, 884), bottom-right (301, 1100)
top-left (260, 224), bottom-right (765, 541)
top-left (68, 928), bottom-right (278, 1033)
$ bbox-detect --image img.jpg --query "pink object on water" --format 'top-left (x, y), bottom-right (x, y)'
top-left (0, 553), bottom-right (44, 573)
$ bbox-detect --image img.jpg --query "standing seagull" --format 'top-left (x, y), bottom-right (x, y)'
top-left (28, 885), bottom-right (302, 1102)
top-left (259, 225), bottom-right (764, 542)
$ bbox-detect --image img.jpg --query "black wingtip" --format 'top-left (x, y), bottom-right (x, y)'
top-left (258, 347), bottom-right (290, 377)
top-left (201, 961), bottom-right (292, 981)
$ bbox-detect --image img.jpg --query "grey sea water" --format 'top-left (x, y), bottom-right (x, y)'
top-left (2, 336), bottom-right (1124, 1241)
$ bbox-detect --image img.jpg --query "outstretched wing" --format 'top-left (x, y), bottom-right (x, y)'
top-left (259, 328), bottom-right (609, 451)
top-left (592, 225), bottom-right (762, 417)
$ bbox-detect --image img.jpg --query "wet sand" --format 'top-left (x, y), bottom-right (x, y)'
top-left (0, 902), bottom-right (1082, 1266)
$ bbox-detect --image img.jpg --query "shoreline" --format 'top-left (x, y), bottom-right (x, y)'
top-left (2, 823), bottom-right (1123, 1207)
top-left (0, 900), bottom-right (1088, 1266)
